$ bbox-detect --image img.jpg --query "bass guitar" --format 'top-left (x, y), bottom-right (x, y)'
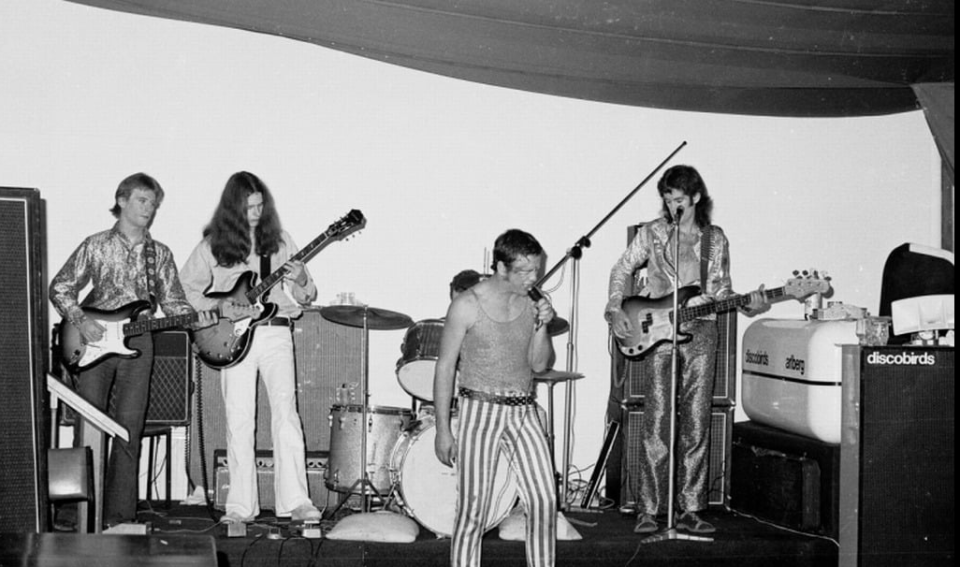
top-left (59, 300), bottom-right (209, 372)
top-left (193, 209), bottom-right (365, 369)
top-left (615, 276), bottom-right (830, 358)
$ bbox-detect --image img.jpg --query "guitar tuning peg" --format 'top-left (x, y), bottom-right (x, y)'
top-left (792, 269), bottom-right (800, 276)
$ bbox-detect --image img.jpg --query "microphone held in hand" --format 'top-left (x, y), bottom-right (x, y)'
top-left (528, 287), bottom-right (545, 330)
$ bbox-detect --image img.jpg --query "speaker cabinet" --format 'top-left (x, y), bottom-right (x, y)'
top-left (611, 312), bottom-right (738, 406)
top-left (213, 450), bottom-right (336, 512)
top-left (0, 188), bottom-right (48, 533)
top-left (615, 405), bottom-right (733, 508)
top-left (731, 420), bottom-right (840, 538)
top-left (188, 308), bottom-right (362, 491)
top-left (145, 330), bottom-right (192, 426)
top-left (839, 346), bottom-right (954, 567)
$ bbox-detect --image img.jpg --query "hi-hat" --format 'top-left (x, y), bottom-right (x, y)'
top-left (533, 369), bottom-right (585, 383)
top-left (320, 305), bottom-right (413, 330)
top-left (547, 317), bottom-right (570, 336)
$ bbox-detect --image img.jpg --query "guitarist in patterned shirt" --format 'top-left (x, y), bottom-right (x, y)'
top-left (605, 165), bottom-right (767, 536)
top-left (50, 172), bottom-right (218, 530)
top-left (179, 171), bottom-right (321, 526)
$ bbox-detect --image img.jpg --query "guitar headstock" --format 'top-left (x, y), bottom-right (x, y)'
top-left (327, 209), bottom-right (366, 241)
top-left (785, 268), bottom-right (832, 299)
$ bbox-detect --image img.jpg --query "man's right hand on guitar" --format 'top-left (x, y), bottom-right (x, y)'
top-left (78, 317), bottom-right (106, 344)
top-left (609, 309), bottom-right (633, 339)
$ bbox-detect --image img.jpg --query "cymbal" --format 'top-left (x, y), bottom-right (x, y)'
top-left (319, 305), bottom-right (414, 331)
top-left (547, 317), bottom-right (570, 336)
top-left (533, 369), bottom-right (585, 383)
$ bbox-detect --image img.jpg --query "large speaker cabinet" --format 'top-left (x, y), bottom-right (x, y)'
top-left (614, 405), bottom-right (733, 509)
top-left (145, 330), bottom-right (193, 425)
top-left (839, 345), bottom-right (954, 567)
top-left (0, 188), bottom-right (48, 533)
top-left (188, 308), bottom-right (362, 492)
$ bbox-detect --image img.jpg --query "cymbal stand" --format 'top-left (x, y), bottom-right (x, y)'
top-left (532, 141), bottom-right (687, 510)
top-left (340, 307), bottom-right (380, 513)
top-left (641, 211), bottom-right (711, 544)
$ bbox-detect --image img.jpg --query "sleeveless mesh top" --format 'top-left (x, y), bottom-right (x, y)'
top-left (457, 291), bottom-right (536, 394)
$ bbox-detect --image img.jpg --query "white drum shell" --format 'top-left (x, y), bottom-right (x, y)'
top-left (390, 415), bottom-right (517, 537)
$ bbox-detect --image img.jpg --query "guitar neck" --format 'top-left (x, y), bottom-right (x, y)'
top-left (678, 286), bottom-right (787, 322)
top-left (246, 234), bottom-right (330, 302)
top-left (123, 311), bottom-right (205, 336)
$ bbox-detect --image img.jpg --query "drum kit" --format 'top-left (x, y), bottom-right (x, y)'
top-left (319, 302), bottom-right (576, 536)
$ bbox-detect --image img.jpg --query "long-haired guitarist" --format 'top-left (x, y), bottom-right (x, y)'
top-left (604, 165), bottom-right (767, 536)
top-left (49, 172), bottom-right (218, 530)
top-left (179, 171), bottom-right (321, 526)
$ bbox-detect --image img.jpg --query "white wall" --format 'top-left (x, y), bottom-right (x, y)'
top-left (2, 0), bottom-right (942, 489)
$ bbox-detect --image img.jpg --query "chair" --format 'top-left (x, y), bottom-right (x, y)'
top-left (47, 447), bottom-right (94, 533)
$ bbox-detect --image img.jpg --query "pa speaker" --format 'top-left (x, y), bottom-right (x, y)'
top-left (616, 405), bottom-right (733, 508)
top-left (0, 187), bottom-right (48, 533)
top-left (188, 308), bottom-right (362, 491)
top-left (839, 346), bottom-right (954, 567)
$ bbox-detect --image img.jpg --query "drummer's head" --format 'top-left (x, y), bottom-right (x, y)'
top-left (449, 269), bottom-right (483, 300)
top-left (491, 229), bottom-right (544, 274)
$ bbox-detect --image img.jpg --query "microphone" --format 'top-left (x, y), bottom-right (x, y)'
top-left (673, 206), bottom-right (684, 223)
top-left (528, 287), bottom-right (545, 330)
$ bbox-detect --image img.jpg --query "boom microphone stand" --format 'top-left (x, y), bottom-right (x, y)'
top-left (641, 208), bottom-right (712, 545)
top-left (532, 141), bottom-right (686, 509)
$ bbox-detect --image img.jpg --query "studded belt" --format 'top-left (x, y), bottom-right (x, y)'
top-left (458, 387), bottom-right (536, 406)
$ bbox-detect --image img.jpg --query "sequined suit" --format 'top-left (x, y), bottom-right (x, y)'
top-left (606, 218), bottom-right (734, 516)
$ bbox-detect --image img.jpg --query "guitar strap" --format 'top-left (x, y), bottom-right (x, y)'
top-left (260, 253), bottom-right (271, 298)
top-left (144, 237), bottom-right (158, 311)
top-left (700, 225), bottom-right (713, 289)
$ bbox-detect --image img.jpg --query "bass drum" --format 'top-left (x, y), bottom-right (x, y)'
top-left (390, 413), bottom-right (518, 537)
top-left (326, 404), bottom-right (413, 494)
top-left (395, 319), bottom-right (445, 401)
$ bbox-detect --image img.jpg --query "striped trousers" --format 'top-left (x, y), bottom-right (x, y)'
top-left (452, 396), bottom-right (557, 567)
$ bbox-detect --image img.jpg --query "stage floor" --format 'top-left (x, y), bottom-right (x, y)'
top-left (123, 500), bottom-right (839, 567)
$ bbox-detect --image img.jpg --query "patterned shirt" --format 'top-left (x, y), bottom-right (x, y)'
top-left (178, 230), bottom-right (317, 318)
top-left (605, 218), bottom-right (734, 319)
top-left (49, 223), bottom-right (195, 326)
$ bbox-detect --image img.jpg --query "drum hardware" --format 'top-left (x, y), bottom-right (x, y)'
top-left (320, 305), bottom-right (413, 514)
top-left (532, 370), bottom-right (585, 457)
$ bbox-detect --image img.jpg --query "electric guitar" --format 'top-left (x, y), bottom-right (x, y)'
top-left (615, 276), bottom-right (830, 358)
top-left (58, 301), bottom-right (210, 372)
top-left (192, 209), bottom-right (365, 369)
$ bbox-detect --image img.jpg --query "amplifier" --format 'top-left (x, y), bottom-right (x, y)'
top-left (730, 420), bottom-right (839, 538)
top-left (213, 450), bottom-right (335, 512)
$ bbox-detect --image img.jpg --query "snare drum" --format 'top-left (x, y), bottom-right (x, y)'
top-left (396, 319), bottom-right (445, 401)
top-left (326, 404), bottom-right (413, 494)
top-left (389, 413), bottom-right (517, 537)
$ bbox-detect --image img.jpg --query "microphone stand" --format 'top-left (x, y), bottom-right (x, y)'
top-left (641, 210), bottom-right (712, 544)
top-left (532, 141), bottom-right (686, 510)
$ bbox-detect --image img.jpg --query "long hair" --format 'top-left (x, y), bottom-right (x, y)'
top-left (110, 172), bottom-right (164, 217)
top-left (657, 165), bottom-right (713, 227)
top-left (491, 229), bottom-right (544, 271)
top-left (203, 171), bottom-right (283, 267)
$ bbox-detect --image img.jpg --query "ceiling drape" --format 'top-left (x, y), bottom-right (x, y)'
top-left (64, 0), bottom-right (954, 118)
top-left (912, 83), bottom-right (956, 185)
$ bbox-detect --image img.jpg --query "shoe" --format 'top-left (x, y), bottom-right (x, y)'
top-left (220, 512), bottom-right (253, 525)
top-left (633, 513), bottom-right (658, 534)
top-left (676, 511), bottom-right (715, 534)
top-left (291, 503), bottom-right (322, 523)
